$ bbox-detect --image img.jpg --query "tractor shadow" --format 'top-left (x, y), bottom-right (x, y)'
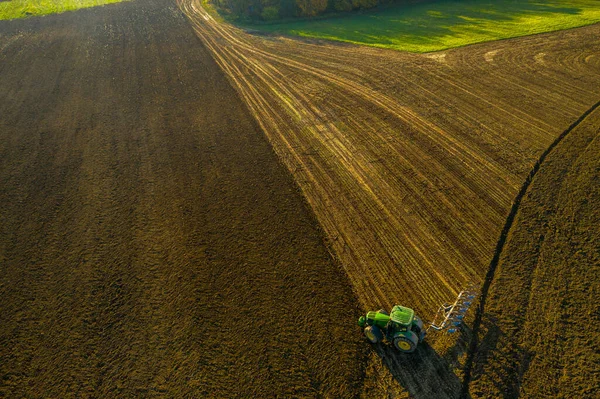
top-left (375, 339), bottom-right (466, 399)
top-left (376, 313), bottom-right (535, 398)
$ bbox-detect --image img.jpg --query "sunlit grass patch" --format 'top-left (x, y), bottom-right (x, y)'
top-left (0, 0), bottom-right (128, 20)
top-left (243, 0), bottom-right (600, 53)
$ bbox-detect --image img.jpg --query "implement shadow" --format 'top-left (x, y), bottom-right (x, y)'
top-left (371, 313), bottom-right (533, 399)
top-left (464, 314), bottom-right (534, 398)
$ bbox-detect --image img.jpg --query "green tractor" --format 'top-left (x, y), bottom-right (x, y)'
top-left (358, 305), bottom-right (425, 353)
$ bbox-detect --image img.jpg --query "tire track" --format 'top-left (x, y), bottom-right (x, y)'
top-left (460, 99), bottom-right (600, 398)
top-left (176, 6), bottom-right (600, 395)
top-left (177, 0), bottom-right (599, 309)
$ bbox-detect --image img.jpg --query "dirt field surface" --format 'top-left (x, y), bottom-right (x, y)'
top-left (464, 104), bottom-right (600, 398)
top-left (2, 0), bottom-right (599, 396)
top-left (180, 0), bottom-right (600, 311)
top-left (0, 0), bottom-right (366, 397)
top-left (177, 2), bottom-right (600, 396)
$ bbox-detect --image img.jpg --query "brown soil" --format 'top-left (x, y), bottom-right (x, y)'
top-left (177, 2), bottom-right (600, 396)
top-left (0, 0), bottom-right (365, 397)
top-left (179, 0), bottom-right (600, 313)
top-left (464, 104), bottom-right (600, 398)
top-left (3, 0), bottom-right (599, 396)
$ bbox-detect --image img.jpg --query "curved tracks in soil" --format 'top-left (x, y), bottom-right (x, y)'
top-left (460, 99), bottom-right (600, 398)
top-left (176, 5), bottom-right (600, 395)
top-left (177, 0), bottom-right (600, 315)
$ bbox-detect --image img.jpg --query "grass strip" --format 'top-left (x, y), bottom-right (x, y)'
top-left (0, 0), bottom-right (127, 20)
top-left (240, 0), bottom-right (600, 52)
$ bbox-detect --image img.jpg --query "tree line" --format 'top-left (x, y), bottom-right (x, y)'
top-left (211, 0), bottom-right (409, 21)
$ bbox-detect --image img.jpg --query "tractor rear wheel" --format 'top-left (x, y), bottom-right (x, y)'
top-left (414, 316), bottom-right (424, 330)
top-left (393, 331), bottom-right (419, 353)
top-left (412, 316), bottom-right (425, 342)
top-left (364, 325), bottom-right (383, 344)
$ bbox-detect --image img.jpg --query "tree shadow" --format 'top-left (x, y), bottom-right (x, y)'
top-left (243, 0), bottom-right (589, 51)
top-left (322, 0), bottom-right (582, 43)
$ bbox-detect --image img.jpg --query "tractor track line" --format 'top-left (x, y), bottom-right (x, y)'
top-left (459, 98), bottom-right (600, 398)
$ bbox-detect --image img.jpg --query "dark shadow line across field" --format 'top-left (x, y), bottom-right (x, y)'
top-left (459, 98), bottom-right (600, 398)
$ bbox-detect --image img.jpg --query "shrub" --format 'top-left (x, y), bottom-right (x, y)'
top-left (261, 5), bottom-right (280, 20)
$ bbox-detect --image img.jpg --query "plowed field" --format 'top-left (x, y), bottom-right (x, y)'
top-left (2, 0), bottom-right (599, 397)
top-left (464, 104), bottom-right (600, 398)
top-left (178, 0), bottom-right (600, 321)
top-left (0, 1), bottom-right (365, 397)
top-left (177, 2), bottom-right (600, 396)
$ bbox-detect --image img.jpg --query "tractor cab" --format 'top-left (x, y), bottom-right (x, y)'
top-left (358, 304), bottom-right (425, 353)
top-left (387, 305), bottom-right (414, 333)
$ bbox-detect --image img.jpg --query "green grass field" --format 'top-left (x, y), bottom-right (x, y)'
top-left (246, 0), bottom-right (600, 53)
top-left (0, 0), bottom-right (127, 20)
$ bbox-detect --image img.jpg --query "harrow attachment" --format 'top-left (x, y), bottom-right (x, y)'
top-left (428, 284), bottom-right (479, 333)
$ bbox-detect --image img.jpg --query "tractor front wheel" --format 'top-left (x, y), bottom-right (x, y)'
top-left (364, 325), bottom-right (383, 344)
top-left (393, 331), bottom-right (419, 353)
